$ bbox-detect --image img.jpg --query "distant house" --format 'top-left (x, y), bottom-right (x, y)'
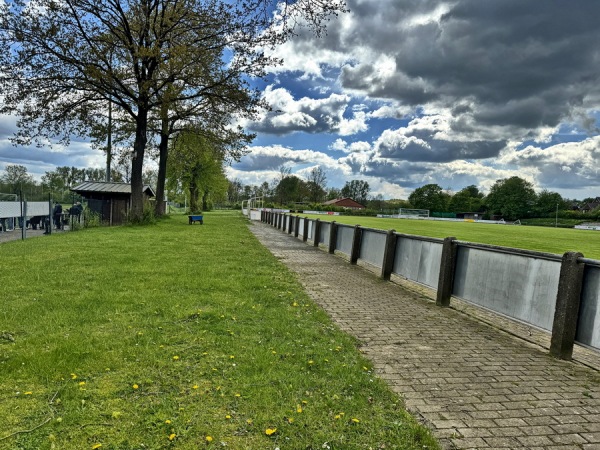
top-left (580, 197), bottom-right (600, 213)
top-left (323, 197), bottom-right (366, 210)
top-left (71, 181), bottom-right (155, 225)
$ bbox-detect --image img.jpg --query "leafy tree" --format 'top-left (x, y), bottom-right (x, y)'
top-left (341, 180), bottom-right (370, 204)
top-left (485, 176), bottom-right (536, 220)
top-left (306, 166), bottom-right (327, 203)
top-left (0, 0), bottom-right (347, 220)
top-left (0, 165), bottom-right (34, 195)
top-left (448, 185), bottom-right (484, 212)
top-left (326, 187), bottom-right (342, 201)
top-left (408, 184), bottom-right (450, 213)
top-left (276, 176), bottom-right (309, 205)
top-left (167, 131), bottom-right (228, 213)
top-left (534, 190), bottom-right (568, 216)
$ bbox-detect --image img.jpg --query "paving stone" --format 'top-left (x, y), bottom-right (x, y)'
top-left (250, 222), bottom-right (600, 450)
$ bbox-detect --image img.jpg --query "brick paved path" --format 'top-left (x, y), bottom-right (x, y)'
top-left (250, 222), bottom-right (600, 450)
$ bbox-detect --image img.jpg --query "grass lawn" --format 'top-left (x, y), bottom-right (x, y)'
top-left (0, 212), bottom-right (438, 450)
top-left (301, 214), bottom-right (600, 260)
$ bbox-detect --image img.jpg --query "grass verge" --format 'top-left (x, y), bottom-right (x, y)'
top-left (301, 214), bottom-right (600, 259)
top-left (0, 211), bottom-right (438, 450)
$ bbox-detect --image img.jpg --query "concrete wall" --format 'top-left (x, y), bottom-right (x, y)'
top-left (268, 214), bottom-right (600, 356)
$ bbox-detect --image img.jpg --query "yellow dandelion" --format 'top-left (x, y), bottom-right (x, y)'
top-left (287, 417), bottom-right (294, 424)
top-left (351, 418), bottom-right (360, 423)
top-left (92, 444), bottom-right (102, 449)
top-left (229, 355), bottom-right (235, 359)
top-left (71, 373), bottom-right (77, 379)
top-left (24, 391), bottom-right (32, 395)
top-left (234, 393), bottom-right (241, 397)
top-left (165, 419), bottom-right (171, 424)
top-left (172, 355), bottom-right (180, 361)
top-left (192, 385), bottom-right (199, 390)
top-left (334, 414), bottom-right (341, 420)
top-left (292, 302), bottom-right (298, 307)
top-left (296, 405), bottom-right (303, 413)
top-left (302, 400), bottom-right (308, 405)
top-left (265, 428), bottom-right (277, 436)
top-left (362, 366), bottom-right (369, 371)
top-left (225, 415), bottom-right (231, 419)
top-left (271, 350), bottom-right (277, 354)
top-left (308, 360), bottom-right (314, 365)
top-left (246, 419), bottom-right (253, 425)
top-left (132, 384), bottom-right (139, 390)
top-left (168, 433), bottom-right (176, 441)
top-left (205, 435), bottom-right (213, 442)
top-left (79, 381), bottom-right (86, 386)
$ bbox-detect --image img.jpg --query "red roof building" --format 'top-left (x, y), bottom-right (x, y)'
top-left (322, 198), bottom-right (366, 210)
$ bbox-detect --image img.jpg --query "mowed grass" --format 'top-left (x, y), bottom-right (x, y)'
top-left (302, 214), bottom-right (600, 260)
top-left (0, 212), bottom-right (438, 450)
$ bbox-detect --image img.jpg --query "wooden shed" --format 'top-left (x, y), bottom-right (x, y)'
top-left (71, 181), bottom-right (155, 225)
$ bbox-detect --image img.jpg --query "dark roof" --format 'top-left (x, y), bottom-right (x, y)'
top-left (322, 197), bottom-right (366, 208)
top-left (71, 181), bottom-right (155, 197)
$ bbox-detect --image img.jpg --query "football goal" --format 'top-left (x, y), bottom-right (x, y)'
top-left (398, 208), bottom-right (430, 218)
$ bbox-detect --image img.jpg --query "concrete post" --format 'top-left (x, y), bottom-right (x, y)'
top-left (303, 217), bottom-right (309, 242)
top-left (436, 237), bottom-right (457, 307)
top-left (294, 215), bottom-right (300, 238)
top-left (261, 210), bottom-right (264, 222)
top-left (288, 215), bottom-right (294, 234)
top-left (350, 225), bottom-right (362, 265)
top-left (328, 221), bottom-right (338, 254)
top-left (278, 213), bottom-right (282, 229)
top-left (313, 219), bottom-right (321, 247)
top-left (550, 251), bottom-right (585, 360)
top-left (381, 229), bottom-right (397, 280)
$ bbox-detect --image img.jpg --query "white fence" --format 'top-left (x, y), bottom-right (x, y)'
top-left (0, 201), bottom-right (50, 219)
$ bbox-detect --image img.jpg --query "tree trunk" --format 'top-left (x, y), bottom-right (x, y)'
top-left (130, 108), bottom-right (148, 221)
top-left (202, 191), bottom-right (209, 211)
top-left (155, 115), bottom-right (169, 217)
top-left (189, 180), bottom-right (199, 213)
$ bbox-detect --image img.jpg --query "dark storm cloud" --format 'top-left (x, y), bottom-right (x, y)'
top-left (335, 0), bottom-right (600, 133)
top-left (376, 136), bottom-right (507, 163)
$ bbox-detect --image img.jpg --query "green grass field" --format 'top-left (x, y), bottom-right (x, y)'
top-left (0, 212), bottom-right (438, 450)
top-left (300, 214), bottom-right (600, 260)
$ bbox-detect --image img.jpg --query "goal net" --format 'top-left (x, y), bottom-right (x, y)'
top-left (0, 193), bottom-right (18, 201)
top-left (398, 208), bottom-right (430, 218)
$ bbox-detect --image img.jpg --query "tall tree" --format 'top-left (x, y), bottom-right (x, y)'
top-left (485, 176), bottom-right (536, 220)
top-left (448, 185), bottom-right (484, 212)
top-left (408, 183), bottom-right (450, 213)
top-left (167, 130), bottom-right (230, 213)
top-left (0, 165), bottom-right (34, 194)
top-left (0, 0), bottom-right (347, 220)
top-left (306, 166), bottom-right (327, 203)
top-left (341, 180), bottom-right (370, 204)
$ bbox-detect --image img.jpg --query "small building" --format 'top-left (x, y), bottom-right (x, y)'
top-left (71, 181), bottom-right (155, 225)
top-left (323, 197), bottom-right (366, 210)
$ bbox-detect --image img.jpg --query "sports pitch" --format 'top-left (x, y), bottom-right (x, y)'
top-left (300, 214), bottom-right (600, 260)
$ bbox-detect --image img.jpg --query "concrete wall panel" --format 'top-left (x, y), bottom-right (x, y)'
top-left (578, 264), bottom-right (600, 350)
top-left (393, 237), bottom-right (442, 288)
top-left (358, 229), bottom-right (386, 268)
top-left (453, 246), bottom-right (561, 331)
top-left (336, 225), bottom-right (354, 256)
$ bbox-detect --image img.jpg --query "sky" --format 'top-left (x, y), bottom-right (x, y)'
top-left (2, 0), bottom-right (600, 200)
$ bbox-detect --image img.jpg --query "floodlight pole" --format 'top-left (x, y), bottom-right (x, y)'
top-left (555, 203), bottom-right (558, 228)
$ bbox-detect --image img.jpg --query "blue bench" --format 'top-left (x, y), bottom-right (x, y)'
top-left (188, 215), bottom-right (203, 225)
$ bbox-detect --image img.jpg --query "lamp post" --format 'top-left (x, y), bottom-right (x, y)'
top-left (555, 203), bottom-right (559, 228)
